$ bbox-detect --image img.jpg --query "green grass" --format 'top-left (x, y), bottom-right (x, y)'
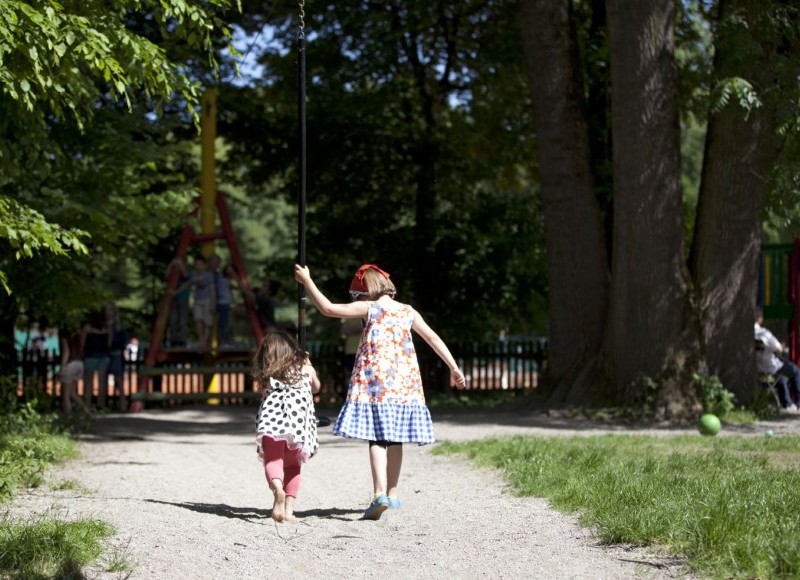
top-left (427, 389), bottom-right (529, 409)
top-left (49, 479), bottom-right (89, 493)
top-left (723, 407), bottom-right (760, 423)
top-left (0, 518), bottom-right (115, 579)
top-left (0, 399), bottom-right (124, 577)
top-left (105, 544), bottom-right (135, 574)
top-left (0, 409), bottom-right (78, 505)
top-left (435, 434), bottom-right (800, 579)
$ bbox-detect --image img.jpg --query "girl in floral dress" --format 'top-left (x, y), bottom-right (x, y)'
top-left (293, 263), bottom-right (466, 520)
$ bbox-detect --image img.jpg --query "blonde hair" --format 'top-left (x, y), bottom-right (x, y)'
top-left (251, 331), bottom-right (306, 394)
top-left (361, 268), bottom-right (396, 300)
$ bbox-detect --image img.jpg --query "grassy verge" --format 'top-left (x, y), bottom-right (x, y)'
top-left (0, 400), bottom-right (119, 578)
top-left (0, 405), bottom-right (77, 503)
top-left (0, 519), bottom-right (114, 579)
top-left (427, 389), bottom-right (529, 409)
top-left (435, 434), bottom-right (800, 579)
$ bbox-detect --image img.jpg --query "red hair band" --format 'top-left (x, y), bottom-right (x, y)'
top-left (349, 264), bottom-right (391, 296)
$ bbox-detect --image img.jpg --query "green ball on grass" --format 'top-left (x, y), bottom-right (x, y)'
top-left (698, 413), bottom-right (721, 436)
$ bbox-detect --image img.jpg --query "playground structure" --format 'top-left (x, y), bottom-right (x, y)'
top-left (758, 239), bottom-right (800, 363)
top-left (130, 91), bottom-right (264, 410)
top-left (131, 4), bottom-right (314, 409)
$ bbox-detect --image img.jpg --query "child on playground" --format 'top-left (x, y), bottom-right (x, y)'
top-left (253, 330), bottom-right (321, 522)
top-left (174, 256), bottom-right (215, 348)
top-left (293, 263), bottom-right (466, 520)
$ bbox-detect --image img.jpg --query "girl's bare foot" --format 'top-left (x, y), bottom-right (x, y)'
top-left (271, 481), bottom-right (286, 522)
top-left (284, 496), bottom-right (295, 521)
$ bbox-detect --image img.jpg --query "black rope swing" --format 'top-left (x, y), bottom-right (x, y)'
top-left (296, 0), bottom-right (307, 348)
top-left (297, 4), bottom-right (332, 429)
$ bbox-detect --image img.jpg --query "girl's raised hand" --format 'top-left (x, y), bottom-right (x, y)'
top-left (294, 264), bottom-right (311, 285)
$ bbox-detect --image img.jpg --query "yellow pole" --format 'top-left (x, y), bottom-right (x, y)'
top-left (200, 89), bottom-right (217, 258)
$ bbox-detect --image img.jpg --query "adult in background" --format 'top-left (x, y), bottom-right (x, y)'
top-left (244, 279), bottom-right (282, 333)
top-left (755, 309), bottom-right (800, 412)
top-left (81, 308), bottom-right (111, 410)
top-left (58, 324), bottom-right (89, 416)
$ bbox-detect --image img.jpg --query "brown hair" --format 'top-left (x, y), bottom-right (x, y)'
top-left (251, 331), bottom-right (307, 393)
top-left (361, 268), bottom-right (396, 300)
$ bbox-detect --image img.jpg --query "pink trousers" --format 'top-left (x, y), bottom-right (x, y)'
top-left (262, 437), bottom-right (302, 498)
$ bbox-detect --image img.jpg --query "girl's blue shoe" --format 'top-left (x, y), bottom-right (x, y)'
top-left (387, 496), bottom-right (404, 509)
top-left (363, 494), bottom-right (389, 520)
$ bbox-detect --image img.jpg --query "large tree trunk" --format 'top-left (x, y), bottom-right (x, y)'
top-left (605, 0), bottom-right (700, 415)
top-left (518, 0), bottom-right (610, 402)
top-left (691, 0), bottom-right (782, 404)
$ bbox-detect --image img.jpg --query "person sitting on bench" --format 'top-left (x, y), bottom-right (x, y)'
top-left (755, 310), bottom-right (800, 412)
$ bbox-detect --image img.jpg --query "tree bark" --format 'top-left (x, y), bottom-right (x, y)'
top-left (690, 0), bottom-right (782, 403)
top-left (518, 0), bottom-right (609, 402)
top-left (605, 0), bottom-right (699, 415)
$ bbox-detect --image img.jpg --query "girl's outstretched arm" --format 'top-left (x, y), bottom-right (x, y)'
top-left (293, 265), bottom-right (369, 319)
top-left (411, 311), bottom-right (467, 389)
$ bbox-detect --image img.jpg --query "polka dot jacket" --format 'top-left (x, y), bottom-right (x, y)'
top-left (255, 374), bottom-right (318, 463)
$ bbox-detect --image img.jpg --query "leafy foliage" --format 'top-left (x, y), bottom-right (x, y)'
top-left (0, 0), bottom-right (239, 341)
top-left (0, 380), bottom-right (76, 504)
top-left (693, 372), bottom-right (736, 418)
top-left (0, 197), bottom-right (88, 294)
top-left (0, 0), bottom-right (238, 124)
top-left (219, 0), bottom-right (544, 339)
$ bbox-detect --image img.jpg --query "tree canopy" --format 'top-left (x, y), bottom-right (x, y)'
top-left (0, 0), bottom-right (239, 368)
top-left (4, 0), bottom-right (800, 415)
top-left (519, 0), bottom-right (800, 414)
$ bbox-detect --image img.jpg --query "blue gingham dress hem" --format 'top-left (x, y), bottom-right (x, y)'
top-left (333, 400), bottom-right (435, 445)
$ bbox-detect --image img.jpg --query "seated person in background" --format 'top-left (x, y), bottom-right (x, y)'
top-left (755, 310), bottom-right (800, 412)
top-left (755, 339), bottom-right (797, 411)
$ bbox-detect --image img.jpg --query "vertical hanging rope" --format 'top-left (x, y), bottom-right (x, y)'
top-left (297, 1), bottom-right (307, 348)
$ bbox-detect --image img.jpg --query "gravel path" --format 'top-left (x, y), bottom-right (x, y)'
top-left (11, 406), bottom-right (796, 579)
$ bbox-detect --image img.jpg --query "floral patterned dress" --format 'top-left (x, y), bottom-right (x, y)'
top-left (333, 300), bottom-right (435, 444)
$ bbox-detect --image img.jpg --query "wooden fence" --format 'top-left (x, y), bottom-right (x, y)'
top-left (14, 338), bottom-right (547, 407)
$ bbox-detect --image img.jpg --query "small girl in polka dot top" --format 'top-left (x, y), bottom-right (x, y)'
top-left (253, 330), bottom-right (321, 522)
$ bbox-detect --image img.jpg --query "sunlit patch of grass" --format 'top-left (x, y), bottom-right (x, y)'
top-left (0, 432), bottom-right (78, 504)
top-left (436, 434), bottom-right (800, 579)
top-left (0, 518), bottom-right (115, 579)
top-left (723, 408), bottom-right (759, 423)
top-left (49, 479), bottom-right (82, 492)
top-left (104, 543), bottom-right (135, 574)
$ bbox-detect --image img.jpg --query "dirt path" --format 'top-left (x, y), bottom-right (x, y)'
top-left (13, 406), bottom-right (795, 579)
